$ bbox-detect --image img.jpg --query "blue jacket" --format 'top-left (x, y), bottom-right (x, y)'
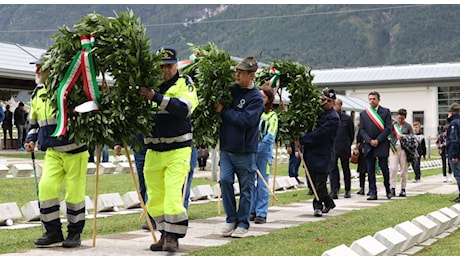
top-left (300, 107), bottom-right (339, 173)
top-left (144, 73), bottom-right (198, 152)
top-left (447, 114), bottom-right (460, 159)
top-left (219, 84), bottom-right (264, 153)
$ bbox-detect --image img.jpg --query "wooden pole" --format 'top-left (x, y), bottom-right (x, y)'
top-left (298, 149), bottom-right (319, 201)
top-left (123, 144), bottom-right (157, 243)
top-left (256, 169), bottom-right (279, 201)
top-left (271, 142), bottom-right (279, 206)
top-left (92, 144), bottom-right (101, 247)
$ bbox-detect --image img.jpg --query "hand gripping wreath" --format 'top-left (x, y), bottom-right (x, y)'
top-left (43, 10), bottom-right (162, 149)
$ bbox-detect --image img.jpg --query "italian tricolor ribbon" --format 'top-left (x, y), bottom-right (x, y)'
top-left (365, 106), bottom-right (397, 153)
top-left (51, 35), bottom-right (100, 137)
top-left (268, 67), bottom-right (281, 89)
top-left (178, 53), bottom-right (198, 71)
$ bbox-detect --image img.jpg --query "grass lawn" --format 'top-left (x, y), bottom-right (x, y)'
top-left (0, 150), bottom-right (458, 255)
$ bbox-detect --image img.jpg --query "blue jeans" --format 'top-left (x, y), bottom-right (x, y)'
top-left (183, 146), bottom-right (197, 209)
top-left (219, 151), bottom-right (256, 230)
top-left (251, 153), bottom-right (271, 218)
top-left (449, 159), bottom-right (460, 195)
top-left (288, 154), bottom-right (301, 177)
top-left (134, 151), bottom-right (147, 202)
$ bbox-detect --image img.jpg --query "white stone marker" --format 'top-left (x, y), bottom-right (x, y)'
top-left (191, 185), bottom-right (214, 201)
top-left (122, 191), bottom-right (141, 209)
top-left (10, 164), bottom-right (34, 177)
top-left (394, 221), bottom-right (423, 252)
top-left (350, 235), bottom-right (387, 256)
top-left (373, 227), bottom-right (407, 256)
top-left (96, 193), bottom-right (125, 212)
top-left (438, 207), bottom-right (459, 227)
top-left (21, 200), bottom-right (40, 221)
top-left (0, 202), bottom-right (23, 225)
top-left (427, 210), bottom-right (451, 235)
top-left (411, 215), bottom-right (438, 243)
top-left (322, 244), bottom-right (360, 256)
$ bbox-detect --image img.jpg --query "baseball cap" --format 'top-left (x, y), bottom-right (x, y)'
top-left (159, 47), bottom-right (178, 65)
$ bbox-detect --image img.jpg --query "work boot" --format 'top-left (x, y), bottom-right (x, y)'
top-left (162, 233), bottom-right (179, 252)
top-left (150, 234), bottom-right (165, 251)
top-left (34, 231), bottom-right (64, 246)
top-left (62, 232), bottom-right (81, 248)
top-left (356, 188), bottom-right (364, 195)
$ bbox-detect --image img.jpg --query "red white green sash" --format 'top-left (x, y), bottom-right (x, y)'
top-left (365, 107), bottom-right (384, 131)
top-left (365, 106), bottom-right (397, 153)
top-left (51, 35), bottom-right (100, 137)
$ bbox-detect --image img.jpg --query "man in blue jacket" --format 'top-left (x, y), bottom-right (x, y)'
top-left (215, 56), bottom-right (264, 238)
top-left (296, 89), bottom-right (340, 217)
top-left (446, 102), bottom-right (460, 202)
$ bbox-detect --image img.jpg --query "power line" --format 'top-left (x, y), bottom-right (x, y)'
top-left (0, 4), bottom-right (429, 33)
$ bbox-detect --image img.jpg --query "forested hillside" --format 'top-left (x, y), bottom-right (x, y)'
top-left (1, 4), bottom-right (459, 69)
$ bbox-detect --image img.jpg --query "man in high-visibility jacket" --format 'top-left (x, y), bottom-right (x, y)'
top-left (24, 54), bottom-right (89, 248)
top-left (139, 47), bottom-right (198, 252)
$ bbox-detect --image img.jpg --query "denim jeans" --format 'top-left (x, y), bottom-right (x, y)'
top-left (251, 153), bottom-right (271, 218)
top-left (219, 151), bottom-right (256, 230)
top-left (449, 159), bottom-right (460, 195)
top-left (183, 146), bottom-right (197, 209)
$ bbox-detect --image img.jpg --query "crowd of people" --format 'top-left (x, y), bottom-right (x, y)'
top-left (16, 47), bottom-right (460, 254)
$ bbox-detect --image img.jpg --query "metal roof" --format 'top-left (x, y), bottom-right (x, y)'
top-left (312, 63), bottom-right (460, 87)
top-left (0, 42), bottom-right (44, 80)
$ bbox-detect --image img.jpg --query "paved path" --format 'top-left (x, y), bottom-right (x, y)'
top-left (2, 169), bottom-right (458, 256)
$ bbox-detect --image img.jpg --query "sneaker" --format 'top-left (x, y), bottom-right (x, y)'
top-left (444, 176), bottom-right (448, 183)
top-left (231, 227), bottom-right (249, 238)
top-left (34, 231), bottom-right (64, 246)
top-left (254, 216), bottom-right (266, 224)
top-left (221, 222), bottom-right (236, 237)
top-left (62, 233), bottom-right (81, 248)
top-left (150, 234), bottom-right (165, 251)
top-left (19, 147), bottom-right (25, 151)
top-left (162, 233), bottom-right (179, 252)
top-left (412, 179), bottom-right (420, 183)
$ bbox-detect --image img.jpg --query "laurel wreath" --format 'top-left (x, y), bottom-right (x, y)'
top-left (42, 10), bottom-right (162, 149)
top-left (254, 59), bottom-right (323, 143)
top-left (181, 42), bottom-right (235, 149)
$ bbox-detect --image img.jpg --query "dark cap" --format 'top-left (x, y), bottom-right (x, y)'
top-left (235, 57), bottom-right (258, 72)
top-left (323, 88), bottom-right (336, 100)
top-left (449, 102), bottom-right (460, 112)
top-left (30, 53), bottom-right (46, 65)
top-left (159, 47), bottom-right (178, 65)
top-left (18, 102), bottom-right (24, 107)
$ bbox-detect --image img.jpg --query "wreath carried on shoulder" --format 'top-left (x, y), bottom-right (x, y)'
top-left (42, 9), bottom-right (162, 149)
top-left (181, 42), bottom-right (235, 149)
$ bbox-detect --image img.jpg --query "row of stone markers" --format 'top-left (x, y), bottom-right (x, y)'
top-left (322, 204), bottom-right (460, 256)
top-left (0, 174), bottom-right (303, 228)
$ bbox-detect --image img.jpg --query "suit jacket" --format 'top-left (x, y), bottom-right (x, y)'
top-left (358, 105), bottom-right (392, 158)
top-left (334, 111), bottom-right (355, 157)
top-left (300, 107), bottom-right (339, 173)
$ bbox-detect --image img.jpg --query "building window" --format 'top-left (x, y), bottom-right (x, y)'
top-left (413, 111), bottom-right (424, 132)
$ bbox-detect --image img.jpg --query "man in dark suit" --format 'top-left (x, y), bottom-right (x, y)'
top-left (359, 91), bottom-right (393, 200)
top-left (330, 98), bottom-right (355, 199)
top-left (296, 89), bottom-right (340, 217)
